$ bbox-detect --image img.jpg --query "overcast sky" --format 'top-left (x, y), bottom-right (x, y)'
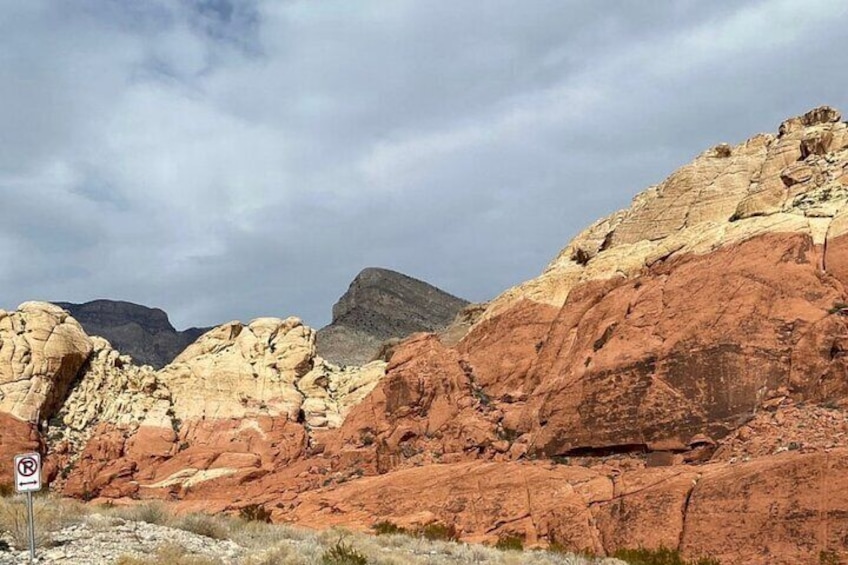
top-left (2, 0), bottom-right (848, 329)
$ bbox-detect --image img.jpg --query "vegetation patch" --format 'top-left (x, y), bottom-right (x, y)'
top-left (613, 547), bottom-right (721, 565)
top-left (117, 543), bottom-right (221, 565)
top-left (238, 504), bottom-right (272, 524)
top-left (494, 534), bottom-right (524, 551)
top-left (173, 512), bottom-right (230, 540)
top-left (417, 522), bottom-right (458, 542)
top-left (321, 538), bottom-right (368, 565)
top-left (372, 520), bottom-right (407, 535)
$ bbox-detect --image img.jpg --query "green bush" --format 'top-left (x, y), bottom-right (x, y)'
top-left (417, 522), bottom-right (458, 542)
top-left (321, 539), bottom-right (367, 565)
top-left (494, 535), bottom-right (524, 551)
top-left (239, 504), bottom-right (272, 524)
top-left (828, 302), bottom-right (848, 314)
top-left (820, 550), bottom-right (840, 565)
top-left (372, 520), bottom-right (406, 535)
top-left (613, 547), bottom-right (720, 565)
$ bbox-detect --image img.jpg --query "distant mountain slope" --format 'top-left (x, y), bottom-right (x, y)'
top-left (317, 268), bottom-right (469, 365)
top-left (54, 300), bottom-right (210, 369)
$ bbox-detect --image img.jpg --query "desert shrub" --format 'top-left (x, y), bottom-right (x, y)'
top-left (115, 502), bottom-right (171, 526)
top-left (494, 534), bottom-right (524, 551)
top-left (820, 550), bottom-right (840, 565)
top-left (232, 519), bottom-right (315, 549)
top-left (829, 302), bottom-right (848, 314)
top-left (243, 545), bottom-right (295, 565)
top-left (613, 547), bottom-right (720, 565)
top-left (372, 521), bottom-right (406, 535)
top-left (239, 504), bottom-right (273, 523)
top-left (321, 539), bottom-right (368, 565)
top-left (417, 522), bottom-right (458, 542)
top-left (173, 512), bottom-right (230, 540)
top-left (0, 483), bottom-right (14, 497)
top-left (116, 543), bottom-right (222, 565)
top-left (0, 495), bottom-right (87, 549)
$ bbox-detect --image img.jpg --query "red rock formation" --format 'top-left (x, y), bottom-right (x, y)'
top-left (6, 107), bottom-right (848, 565)
top-left (0, 415), bottom-right (40, 486)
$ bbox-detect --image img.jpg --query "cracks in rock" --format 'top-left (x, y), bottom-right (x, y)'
top-left (522, 475), bottom-right (539, 539)
top-left (702, 278), bottom-right (747, 335)
top-left (677, 474), bottom-right (701, 552)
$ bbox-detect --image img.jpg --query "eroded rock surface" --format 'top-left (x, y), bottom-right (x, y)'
top-left (0, 302), bottom-right (92, 482)
top-left (46, 317), bottom-right (386, 499)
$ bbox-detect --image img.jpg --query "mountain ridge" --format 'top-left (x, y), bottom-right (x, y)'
top-left (54, 299), bottom-right (211, 369)
top-left (316, 267), bottom-right (469, 365)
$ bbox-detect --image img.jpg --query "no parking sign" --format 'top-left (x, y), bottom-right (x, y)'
top-left (13, 452), bottom-right (40, 561)
top-left (14, 452), bottom-right (41, 493)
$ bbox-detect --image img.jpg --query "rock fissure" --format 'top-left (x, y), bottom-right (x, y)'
top-left (676, 474), bottom-right (701, 552)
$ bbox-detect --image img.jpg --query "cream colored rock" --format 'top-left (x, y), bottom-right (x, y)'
top-left (0, 302), bottom-right (92, 423)
top-left (481, 106), bottom-right (848, 322)
top-left (50, 337), bottom-right (171, 453)
top-left (298, 359), bottom-right (387, 429)
top-left (49, 316), bottom-right (388, 440)
top-left (162, 317), bottom-right (313, 421)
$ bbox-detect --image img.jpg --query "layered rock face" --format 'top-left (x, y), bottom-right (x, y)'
top-left (0, 303), bottom-right (92, 483)
top-left (3, 107), bottom-right (848, 564)
top-left (55, 300), bottom-right (210, 369)
top-left (317, 268), bottom-right (468, 365)
top-left (0, 305), bottom-right (384, 499)
top-left (48, 317), bottom-right (386, 499)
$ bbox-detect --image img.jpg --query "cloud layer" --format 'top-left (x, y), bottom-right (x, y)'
top-left (2, 0), bottom-right (848, 328)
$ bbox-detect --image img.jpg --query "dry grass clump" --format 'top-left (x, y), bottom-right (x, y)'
top-left (612, 547), bottom-right (720, 565)
top-left (110, 501), bottom-right (172, 526)
top-left (173, 512), bottom-right (231, 540)
top-left (116, 543), bottom-right (223, 565)
top-left (230, 518), bottom-right (314, 547)
top-left (0, 494), bottom-right (89, 549)
top-left (0, 494), bottom-right (647, 564)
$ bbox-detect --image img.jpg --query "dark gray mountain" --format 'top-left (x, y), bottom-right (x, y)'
top-left (54, 300), bottom-right (210, 369)
top-left (316, 268), bottom-right (469, 366)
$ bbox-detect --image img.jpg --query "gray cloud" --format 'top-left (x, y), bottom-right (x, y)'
top-left (2, 0), bottom-right (848, 329)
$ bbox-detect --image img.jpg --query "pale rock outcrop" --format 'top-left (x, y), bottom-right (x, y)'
top-left (0, 302), bottom-right (92, 423)
top-left (48, 337), bottom-right (170, 456)
top-left (162, 317), bottom-right (313, 421)
top-left (482, 106), bottom-right (848, 321)
top-left (50, 316), bottom-right (388, 495)
top-left (298, 359), bottom-right (387, 429)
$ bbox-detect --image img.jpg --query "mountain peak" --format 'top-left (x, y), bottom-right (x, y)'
top-left (319, 267), bottom-right (468, 365)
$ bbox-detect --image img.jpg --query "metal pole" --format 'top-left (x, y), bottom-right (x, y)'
top-left (26, 491), bottom-right (35, 561)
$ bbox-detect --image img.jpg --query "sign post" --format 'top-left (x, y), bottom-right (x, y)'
top-left (14, 453), bottom-right (41, 562)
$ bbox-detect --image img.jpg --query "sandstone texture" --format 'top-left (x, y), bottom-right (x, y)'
top-left (3, 107), bottom-right (848, 564)
top-left (55, 300), bottom-right (211, 369)
top-left (317, 267), bottom-right (469, 365)
top-left (0, 302), bottom-right (91, 483)
top-left (47, 317), bottom-right (386, 500)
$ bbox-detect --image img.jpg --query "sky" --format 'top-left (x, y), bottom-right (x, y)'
top-left (2, 0), bottom-right (848, 329)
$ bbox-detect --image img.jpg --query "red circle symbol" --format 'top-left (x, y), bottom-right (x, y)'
top-left (17, 457), bottom-right (38, 477)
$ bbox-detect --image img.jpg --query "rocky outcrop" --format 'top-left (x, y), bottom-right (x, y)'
top-left (46, 316), bottom-right (386, 499)
top-left (6, 107), bottom-right (848, 564)
top-left (0, 302), bottom-right (92, 483)
top-left (317, 268), bottom-right (468, 365)
top-left (55, 300), bottom-right (210, 369)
